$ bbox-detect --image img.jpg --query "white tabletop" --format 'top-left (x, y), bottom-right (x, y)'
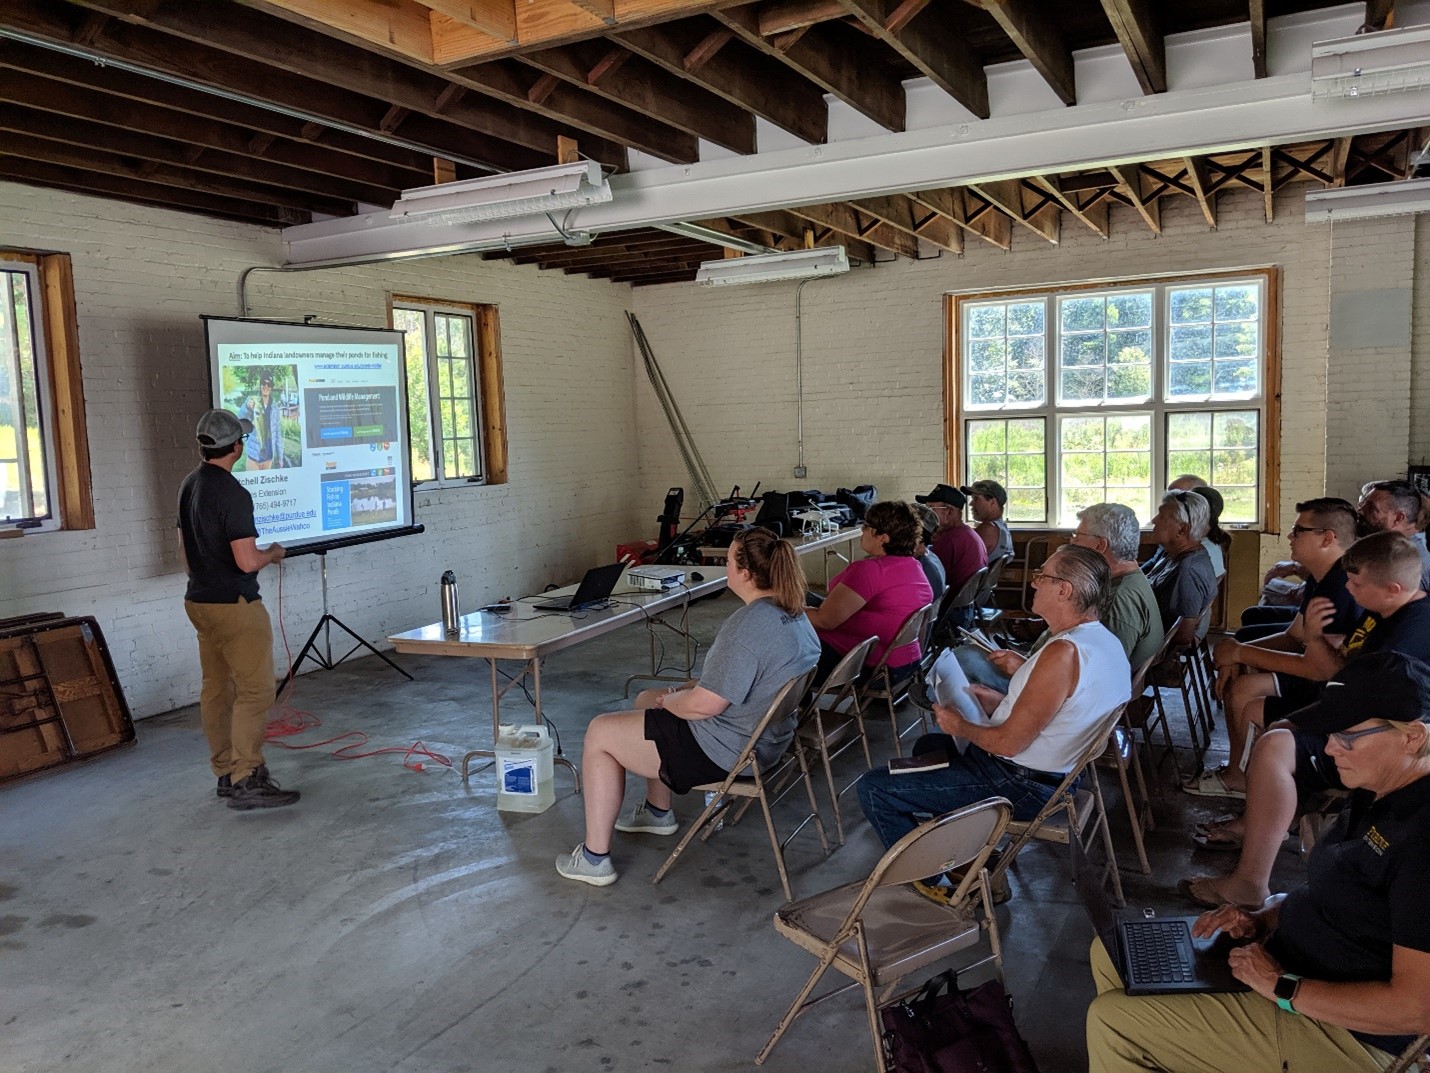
top-left (389, 566), bottom-right (730, 661)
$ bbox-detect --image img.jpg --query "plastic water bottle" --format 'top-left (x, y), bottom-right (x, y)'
top-left (440, 570), bottom-right (460, 633)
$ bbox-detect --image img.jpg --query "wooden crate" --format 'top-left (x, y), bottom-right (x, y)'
top-left (0, 617), bottom-right (135, 784)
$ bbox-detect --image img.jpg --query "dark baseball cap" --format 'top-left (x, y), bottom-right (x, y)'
top-left (195, 409), bottom-right (252, 449)
top-left (915, 484), bottom-right (966, 509)
top-left (960, 480), bottom-right (1008, 506)
top-left (1290, 651), bottom-right (1430, 734)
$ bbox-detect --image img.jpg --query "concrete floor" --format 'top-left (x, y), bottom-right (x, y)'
top-left (1, 595), bottom-right (1303, 1073)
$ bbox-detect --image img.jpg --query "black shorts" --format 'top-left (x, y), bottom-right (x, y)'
top-left (1291, 728), bottom-right (1345, 795)
top-left (1263, 674), bottom-right (1324, 723)
top-left (644, 708), bottom-right (728, 795)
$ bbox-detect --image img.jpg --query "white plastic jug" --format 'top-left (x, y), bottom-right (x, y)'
top-left (494, 723), bottom-right (556, 814)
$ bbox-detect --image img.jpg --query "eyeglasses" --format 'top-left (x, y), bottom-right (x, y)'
top-left (1031, 568), bottom-right (1069, 585)
top-left (1329, 723), bottom-right (1394, 750)
top-left (1289, 525), bottom-right (1331, 538)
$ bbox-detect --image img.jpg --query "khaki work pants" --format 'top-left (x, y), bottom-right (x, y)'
top-left (185, 598), bottom-right (275, 782)
top-left (1084, 939), bottom-right (1394, 1073)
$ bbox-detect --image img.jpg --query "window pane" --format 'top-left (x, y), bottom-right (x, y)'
top-left (965, 418), bottom-right (1045, 523)
top-left (1163, 410), bottom-right (1260, 523)
top-left (1061, 296), bottom-right (1105, 332)
top-left (1168, 361), bottom-right (1211, 397)
top-left (1058, 414), bottom-right (1152, 527)
top-left (393, 307), bottom-right (433, 483)
top-left (963, 299), bottom-right (1044, 409)
top-left (1168, 282), bottom-right (1262, 401)
top-left (1, 269), bottom-right (50, 521)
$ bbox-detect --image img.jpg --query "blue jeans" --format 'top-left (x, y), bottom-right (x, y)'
top-left (857, 735), bottom-right (1060, 850)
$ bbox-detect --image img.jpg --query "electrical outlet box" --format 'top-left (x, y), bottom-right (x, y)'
top-left (793, 465), bottom-right (807, 478)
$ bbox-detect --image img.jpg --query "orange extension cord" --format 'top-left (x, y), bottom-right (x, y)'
top-left (263, 562), bottom-right (453, 774)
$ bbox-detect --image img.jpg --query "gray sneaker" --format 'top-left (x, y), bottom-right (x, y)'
top-left (614, 801), bottom-right (678, 836)
top-left (556, 844), bottom-right (617, 887)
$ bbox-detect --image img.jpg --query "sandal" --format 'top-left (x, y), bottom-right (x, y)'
top-left (1177, 876), bottom-right (1263, 911)
top-left (1191, 823), bottom-right (1243, 852)
top-left (1182, 767), bottom-right (1247, 801)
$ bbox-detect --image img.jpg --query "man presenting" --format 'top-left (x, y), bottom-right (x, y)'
top-left (177, 409), bottom-right (299, 810)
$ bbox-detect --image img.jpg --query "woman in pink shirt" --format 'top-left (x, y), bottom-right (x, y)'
top-left (805, 500), bottom-right (934, 687)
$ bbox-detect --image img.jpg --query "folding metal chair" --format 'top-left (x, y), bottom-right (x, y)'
top-left (1388, 1034), bottom-right (1430, 1073)
top-left (859, 603), bottom-right (934, 756)
top-left (755, 797), bottom-right (1012, 1073)
top-left (796, 635), bottom-right (879, 845)
top-left (972, 552), bottom-right (1011, 630)
top-left (651, 668), bottom-right (819, 902)
top-left (1148, 599), bottom-right (1218, 776)
top-left (931, 567), bottom-right (987, 650)
top-left (990, 703), bottom-right (1128, 907)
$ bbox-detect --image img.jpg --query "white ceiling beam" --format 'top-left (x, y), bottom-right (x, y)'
top-left (284, 64), bottom-right (1430, 265)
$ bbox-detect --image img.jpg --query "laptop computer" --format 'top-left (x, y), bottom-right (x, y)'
top-left (533, 562), bottom-right (627, 612)
top-left (1070, 836), bottom-right (1248, 997)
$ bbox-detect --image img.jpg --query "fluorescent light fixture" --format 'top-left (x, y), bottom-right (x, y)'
top-left (1311, 26), bottom-right (1430, 101)
top-left (390, 162), bottom-right (612, 224)
top-left (1305, 177), bottom-right (1430, 223)
top-left (695, 246), bottom-right (849, 287)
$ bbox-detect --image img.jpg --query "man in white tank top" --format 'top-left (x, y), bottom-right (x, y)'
top-left (858, 546), bottom-right (1131, 850)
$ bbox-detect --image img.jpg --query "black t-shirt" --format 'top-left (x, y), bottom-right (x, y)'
top-left (1299, 560), bottom-right (1360, 639)
top-left (1267, 774), bottom-right (1430, 1054)
top-left (177, 463), bottom-right (260, 603)
top-left (1344, 595), bottom-right (1430, 663)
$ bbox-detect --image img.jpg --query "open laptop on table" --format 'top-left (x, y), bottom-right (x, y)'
top-left (1071, 835), bottom-right (1248, 997)
top-left (533, 562), bottom-right (627, 612)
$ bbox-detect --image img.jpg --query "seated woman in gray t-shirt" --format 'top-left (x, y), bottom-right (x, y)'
top-left (556, 527), bottom-right (820, 888)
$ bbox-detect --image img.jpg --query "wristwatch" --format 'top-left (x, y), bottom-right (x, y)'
top-left (1274, 973), bottom-right (1302, 1014)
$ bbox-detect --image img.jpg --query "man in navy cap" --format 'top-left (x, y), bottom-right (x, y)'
top-left (177, 408), bottom-right (298, 810)
top-left (916, 484), bottom-right (986, 600)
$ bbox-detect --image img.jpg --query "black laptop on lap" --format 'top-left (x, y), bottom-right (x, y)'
top-left (533, 563), bottom-right (627, 612)
top-left (1071, 837), bottom-right (1248, 997)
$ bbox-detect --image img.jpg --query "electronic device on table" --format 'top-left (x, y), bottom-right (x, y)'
top-left (533, 563), bottom-right (626, 612)
top-left (628, 566), bottom-right (686, 591)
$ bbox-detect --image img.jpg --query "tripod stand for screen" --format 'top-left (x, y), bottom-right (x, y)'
top-left (292, 549), bottom-right (412, 681)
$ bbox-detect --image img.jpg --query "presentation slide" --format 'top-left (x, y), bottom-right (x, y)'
top-left (202, 317), bottom-right (416, 551)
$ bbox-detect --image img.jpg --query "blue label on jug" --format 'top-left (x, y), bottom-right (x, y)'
top-left (502, 759), bottom-right (536, 795)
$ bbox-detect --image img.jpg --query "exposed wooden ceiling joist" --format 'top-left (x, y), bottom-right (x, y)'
top-left (968, 178), bottom-right (1060, 244)
top-left (1029, 174), bottom-right (1109, 238)
top-left (1107, 163), bottom-right (1161, 233)
top-left (0, 153), bottom-right (312, 226)
top-left (615, 23), bottom-right (828, 145)
top-left (1249, 0), bottom-right (1267, 78)
top-left (5, 0), bottom-right (604, 170)
top-left (1098, 0), bottom-right (1165, 95)
top-left (848, 194), bottom-right (963, 254)
top-left (0, 39), bottom-right (441, 180)
top-left (1182, 155), bottom-right (1217, 227)
top-left (0, 103), bottom-right (398, 206)
top-left (521, 41), bottom-right (755, 153)
top-left (839, 0), bottom-right (989, 118)
top-left (908, 187), bottom-right (1012, 250)
top-left (787, 201), bottom-right (917, 256)
top-left (714, 5), bottom-right (906, 131)
top-left (978, 0), bottom-right (1076, 106)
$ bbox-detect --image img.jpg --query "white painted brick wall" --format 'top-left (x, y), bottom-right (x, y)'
top-left (630, 190), bottom-right (1344, 577)
top-left (0, 182), bottom-right (643, 717)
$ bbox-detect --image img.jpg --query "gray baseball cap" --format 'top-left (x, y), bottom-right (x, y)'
top-left (195, 409), bottom-right (252, 448)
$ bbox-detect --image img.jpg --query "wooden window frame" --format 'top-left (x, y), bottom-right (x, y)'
top-left (944, 267), bottom-right (1281, 531)
top-left (388, 294), bottom-right (508, 487)
top-left (0, 249), bottom-right (94, 532)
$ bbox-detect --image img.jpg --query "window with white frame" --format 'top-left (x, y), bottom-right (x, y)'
top-left (2, 261), bottom-right (58, 528)
top-left (955, 272), bottom-right (1271, 528)
top-left (392, 300), bottom-right (485, 486)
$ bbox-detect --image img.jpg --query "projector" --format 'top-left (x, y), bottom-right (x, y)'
top-left (628, 566), bottom-right (686, 591)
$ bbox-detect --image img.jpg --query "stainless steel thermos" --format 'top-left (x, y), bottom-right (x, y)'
top-left (440, 570), bottom-right (460, 633)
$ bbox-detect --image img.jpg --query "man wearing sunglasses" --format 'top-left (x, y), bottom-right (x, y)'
top-left (1097, 650), bottom-right (1430, 1073)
